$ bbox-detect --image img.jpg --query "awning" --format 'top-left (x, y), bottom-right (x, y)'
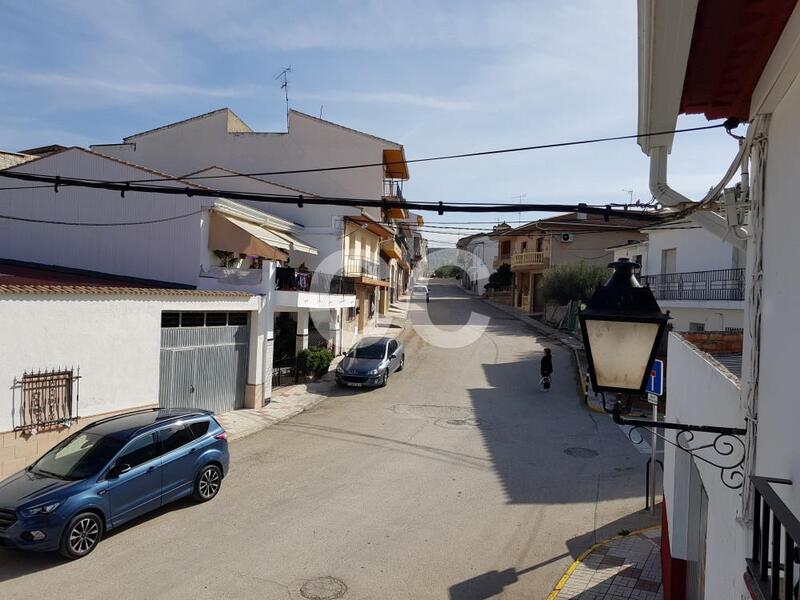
top-left (383, 148), bottom-right (409, 180)
top-left (381, 238), bottom-right (403, 260)
top-left (209, 213), bottom-right (288, 261)
top-left (347, 215), bottom-right (394, 240)
top-left (264, 228), bottom-right (318, 255)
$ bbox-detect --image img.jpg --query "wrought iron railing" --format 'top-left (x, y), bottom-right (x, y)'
top-left (641, 268), bottom-right (745, 301)
top-left (747, 476), bottom-right (800, 600)
top-left (272, 356), bottom-right (298, 388)
top-left (383, 179), bottom-right (403, 198)
top-left (275, 267), bottom-right (355, 295)
top-left (13, 368), bottom-right (80, 431)
top-left (345, 256), bottom-right (380, 279)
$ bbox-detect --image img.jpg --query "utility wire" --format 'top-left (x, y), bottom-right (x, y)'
top-left (39, 122), bottom-right (726, 184)
top-left (0, 210), bottom-right (204, 227)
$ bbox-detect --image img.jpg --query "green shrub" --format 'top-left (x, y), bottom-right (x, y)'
top-left (297, 347), bottom-right (334, 376)
top-left (485, 263), bottom-right (512, 289)
top-left (540, 263), bottom-right (611, 306)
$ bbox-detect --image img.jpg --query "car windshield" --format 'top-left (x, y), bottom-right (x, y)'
top-left (413, 286), bottom-right (427, 292)
top-left (347, 342), bottom-right (386, 360)
top-left (31, 432), bottom-right (125, 481)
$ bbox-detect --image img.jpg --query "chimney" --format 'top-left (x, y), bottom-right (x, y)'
top-left (577, 203), bottom-right (588, 220)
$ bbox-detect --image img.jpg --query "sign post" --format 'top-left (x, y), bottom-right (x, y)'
top-left (645, 359), bottom-right (664, 515)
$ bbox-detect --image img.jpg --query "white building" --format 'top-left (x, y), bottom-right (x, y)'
top-left (91, 108), bottom-right (415, 321)
top-left (611, 218), bottom-right (746, 332)
top-left (638, 1), bottom-right (800, 598)
top-left (0, 147), bottom-right (354, 443)
top-left (456, 232), bottom-right (498, 295)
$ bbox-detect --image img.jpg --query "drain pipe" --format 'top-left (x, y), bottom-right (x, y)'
top-left (648, 145), bottom-right (748, 250)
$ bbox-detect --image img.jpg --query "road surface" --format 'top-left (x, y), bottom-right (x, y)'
top-left (0, 282), bottom-right (654, 599)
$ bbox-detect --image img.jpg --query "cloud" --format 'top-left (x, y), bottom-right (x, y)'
top-left (5, 72), bottom-right (253, 99)
top-left (294, 90), bottom-right (474, 111)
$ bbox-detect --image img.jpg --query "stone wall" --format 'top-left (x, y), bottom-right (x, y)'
top-left (680, 331), bottom-right (743, 354)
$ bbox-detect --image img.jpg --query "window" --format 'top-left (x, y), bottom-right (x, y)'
top-left (205, 312), bottom-right (228, 327)
top-left (161, 312), bottom-right (180, 328)
top-left (388, 340), bottom-right (398, 354)
top-left (633, 254), bottom-right (643, 267)
top-left (347, 306), bottom-right (357, 322)
top-left (521, 241), bottom-right (528, 251)
top-left (689, 322), bottom-right (706, 332)
top-left (32, 432), bottom-right (125, 480)
top-left (228, 312), bottom-right (248, 326)
top-left (661, 248), bottom-right (677, 274)
top-left (160, 423), bottom-right (194, 454)
top-left (180, 312), bottom-right (205, 327)
top-left (188, 420), bottom-right (210, 438)
top-left (116, 433), bottom-right (159, 469)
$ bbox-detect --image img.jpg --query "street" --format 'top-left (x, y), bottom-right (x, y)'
top-left (0, 282), bottom-right (654, 600)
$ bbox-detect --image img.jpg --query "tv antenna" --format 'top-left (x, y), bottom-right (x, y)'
top-left (622, 188), bottom-right (634, 203)
top-left (275, 66), bottom-right (292, 128)
top-left (513, 193), bottom-right (527, 225)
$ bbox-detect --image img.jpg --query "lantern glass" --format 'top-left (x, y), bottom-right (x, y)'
top-left (583, 319), bottom-right (661, 391)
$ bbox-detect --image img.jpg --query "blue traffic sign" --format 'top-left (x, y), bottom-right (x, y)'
top-left (646, 359), bottom-right (664, 396)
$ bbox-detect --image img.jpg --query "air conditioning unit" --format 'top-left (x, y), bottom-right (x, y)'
top-left (560, 233), bottom-right (574, 243)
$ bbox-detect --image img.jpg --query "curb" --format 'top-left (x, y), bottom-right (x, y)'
top-left (545, 525), bottom-right (661, 600)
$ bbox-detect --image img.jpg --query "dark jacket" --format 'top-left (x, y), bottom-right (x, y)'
top-left (540, 354), bottom-right (553, 376)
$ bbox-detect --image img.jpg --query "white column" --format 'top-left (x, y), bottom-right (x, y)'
top-left (246, 295), bottom-right (273, 409)
top-left (296, 308), bottom-right (310, 351)
top-left (330, 309), bottom-right (342, 354)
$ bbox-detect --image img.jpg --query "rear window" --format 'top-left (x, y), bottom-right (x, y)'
top-left (189, 420), bottom-right (210, 438)
top-left (413, 286), bottom-right (427, 292)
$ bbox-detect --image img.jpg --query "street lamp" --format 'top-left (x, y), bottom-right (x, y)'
top-left (579, 258), bottom-right (668, 394)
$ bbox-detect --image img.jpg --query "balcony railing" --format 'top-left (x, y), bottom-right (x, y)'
top-left (511, 251), bottom-right (546, 268)
top-left (199, 266), bottom-right (263, 285)
top-left (746, 476), bottom-right (800, 600)
top-left (641, 268), bottom-right (745, 301)
top-left (345, 256), bottom-right (381, 279)
top-left (493, 255), bottom-right (512, 269)
top-left (383, 179), bottom-right (404, 198)
top-left (275, 267), bottom-right (354, 295)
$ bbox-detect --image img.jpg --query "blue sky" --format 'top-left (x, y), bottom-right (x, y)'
top-left (0, 1), bottom-right (740, 246)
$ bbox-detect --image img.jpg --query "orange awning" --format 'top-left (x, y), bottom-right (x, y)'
top-left (347, 215), bottom-right (394, 240)
top-left (209, 212), bottom-right (288, 261)
top-left (383, 148), bottom-right (409, 180)
top-left (381, 238), bottom-right (402, 260)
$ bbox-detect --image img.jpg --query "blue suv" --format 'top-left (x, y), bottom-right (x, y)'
top-left (0, 408), bottom-right (229, 559)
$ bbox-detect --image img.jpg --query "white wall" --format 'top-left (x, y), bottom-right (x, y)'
top-left (643, 226), bottom-right (741, 275)
top-left (660, 306), bottom-right (744, 332)
top-left (754, 68), bottom-right (800, 514)
top-left (0, 149), bottom-right (203, 286)
top-left (664, 333), bottom-right (748, 600)
top-left (0, 292), bottom-right (259, 432)
top-left (93, 110), bottom-right (398, 209)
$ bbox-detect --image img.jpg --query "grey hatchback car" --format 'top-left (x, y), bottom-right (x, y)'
top-left (335, 337), bottom-right (405, 387)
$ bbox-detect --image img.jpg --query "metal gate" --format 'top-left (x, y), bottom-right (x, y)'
top-left (159, 324), bottom-right (249, 413)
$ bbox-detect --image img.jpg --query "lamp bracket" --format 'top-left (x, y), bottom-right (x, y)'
top-left (612, 405), bottom-right (747, 490)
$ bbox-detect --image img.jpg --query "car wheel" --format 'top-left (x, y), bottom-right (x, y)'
top-left (193, 464), bottom-right (223, 502)
top-left (380, 371), bottom-right (388, 387)
top-left (397, 354), bottom-right (405, 372)
top-left (59, 512), bottom-right (103, 560)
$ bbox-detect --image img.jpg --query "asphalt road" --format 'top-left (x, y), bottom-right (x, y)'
top-left (0, 282), bottom-right (654, 600)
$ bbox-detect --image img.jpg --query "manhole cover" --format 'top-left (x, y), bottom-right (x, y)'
top-left (564, 447), bottom-right (599, 458)
top-left (300, 576), bottom-right (347, 600)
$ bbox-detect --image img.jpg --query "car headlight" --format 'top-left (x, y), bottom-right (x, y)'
top-left (23, 501), bottom-right (60, 517)
top-left (367, 369), bottom-right (379, 375)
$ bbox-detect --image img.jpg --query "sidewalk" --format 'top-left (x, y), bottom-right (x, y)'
top-left (548, 528), bottom-right (663, 600)
top-left (216, 297), bottom-right (410, 441)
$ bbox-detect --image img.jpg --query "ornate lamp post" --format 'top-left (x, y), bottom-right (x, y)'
top-left (579, 258), bottom-right (747, 490)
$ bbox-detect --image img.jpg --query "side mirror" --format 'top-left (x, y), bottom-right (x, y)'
top-left (107, 463), bottom-right (131, 479)
top-left (389, 353), bottom-right (397, 360)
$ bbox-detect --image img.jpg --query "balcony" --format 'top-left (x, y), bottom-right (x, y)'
top-left (493, 255), bottom-right (512, 270)
top-left (383, 179), bottom-right (408, 219)
top-left (381, 238), bottom-right (403, 260)
top-left (745, 476), bottom-right (800, 600)
top-left (199, 266), bottom-right (263, 286)
top-left (641, 268), bottom-right (745, 302)
top-left (275, 267), bottom-right (354, 295)
top-left (510, 251), bottom-right (547, 271)
top-left (345, 256), bottom-right (381, 279)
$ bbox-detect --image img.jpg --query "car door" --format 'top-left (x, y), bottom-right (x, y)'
top-left (106, 432), bottom-right (162, 527)
top-left (387, 340), bottom-right (399, 372)
top-left (158, 422), bottom-right (199, 504)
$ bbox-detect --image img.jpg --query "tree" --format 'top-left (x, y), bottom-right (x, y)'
top-left (540, 263), bottom-right (610, 306)
top-left (485, 263), bottom-right (513, 289)
top-left (434, 265), bottom-right (464, 279)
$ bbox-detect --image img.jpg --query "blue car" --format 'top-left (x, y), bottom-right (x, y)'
top-left (0, 408), bottom-right (229, 559)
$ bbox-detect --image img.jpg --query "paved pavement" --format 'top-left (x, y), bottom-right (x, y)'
top-left (548, 528), bottom-right (662, 600)
top-left (0, 282), bottom-right (656, 600)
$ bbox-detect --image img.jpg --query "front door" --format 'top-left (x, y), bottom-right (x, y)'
top-left (158, 423), bottom-right (198, 503)
top-left (107, 433), bottom-right (162, 527)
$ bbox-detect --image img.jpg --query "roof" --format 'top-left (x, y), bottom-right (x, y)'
top-left (84, 408), bottom-right (212, 441)
top-left (0, 151), bottom-right (37, 170)
top-left (0, 262), bottom-right (250, 297)
top-left (456, 232), bottom-right (491, 247)
top-left (16, 144), bottom-right (67, 156)
top-left (496, 212), bottom-right (658, 237)
top-left (710, 352), bottom-right (743, 379)
top-left (123, 108), bottom-right (250, 142)
top-left (289, 110), bottom-right (403, 149)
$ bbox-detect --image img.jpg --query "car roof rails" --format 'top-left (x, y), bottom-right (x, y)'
top-left (83, 407), bottom-right (162, 429)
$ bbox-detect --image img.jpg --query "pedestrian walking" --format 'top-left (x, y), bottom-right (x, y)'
top-left (540, 348), bottom-right (553, 391)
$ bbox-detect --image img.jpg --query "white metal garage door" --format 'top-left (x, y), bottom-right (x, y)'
top-left (158, 311), bottom-right (249, 413)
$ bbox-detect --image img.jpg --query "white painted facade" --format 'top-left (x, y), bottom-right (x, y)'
top-left (457, 234), bottom-right (497, 295)
top-left (0, 291), bottom-right (258, 434)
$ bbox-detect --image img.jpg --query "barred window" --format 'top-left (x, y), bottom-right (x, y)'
top-left (17, 369), bottom-right (77, 431)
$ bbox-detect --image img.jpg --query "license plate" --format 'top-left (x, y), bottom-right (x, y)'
top-left (347, 382), bottom-right (363, 387)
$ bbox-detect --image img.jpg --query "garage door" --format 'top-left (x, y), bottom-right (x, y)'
top-left (159, 311), bottom-right (249, 413)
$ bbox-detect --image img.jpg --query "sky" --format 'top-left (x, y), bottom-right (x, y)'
top-left (0, 0), bottom-right (741, 247)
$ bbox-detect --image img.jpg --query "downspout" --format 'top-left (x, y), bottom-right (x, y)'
top-left (648, 145), bottom-right (748, 250)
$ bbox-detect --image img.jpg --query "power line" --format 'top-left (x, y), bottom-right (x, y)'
top-left (0, 170), bottom-right (666, 219)
top-left (11, 122), bottom-right (727, 185)
top-left (0, 210), bottom-right (204, 227)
